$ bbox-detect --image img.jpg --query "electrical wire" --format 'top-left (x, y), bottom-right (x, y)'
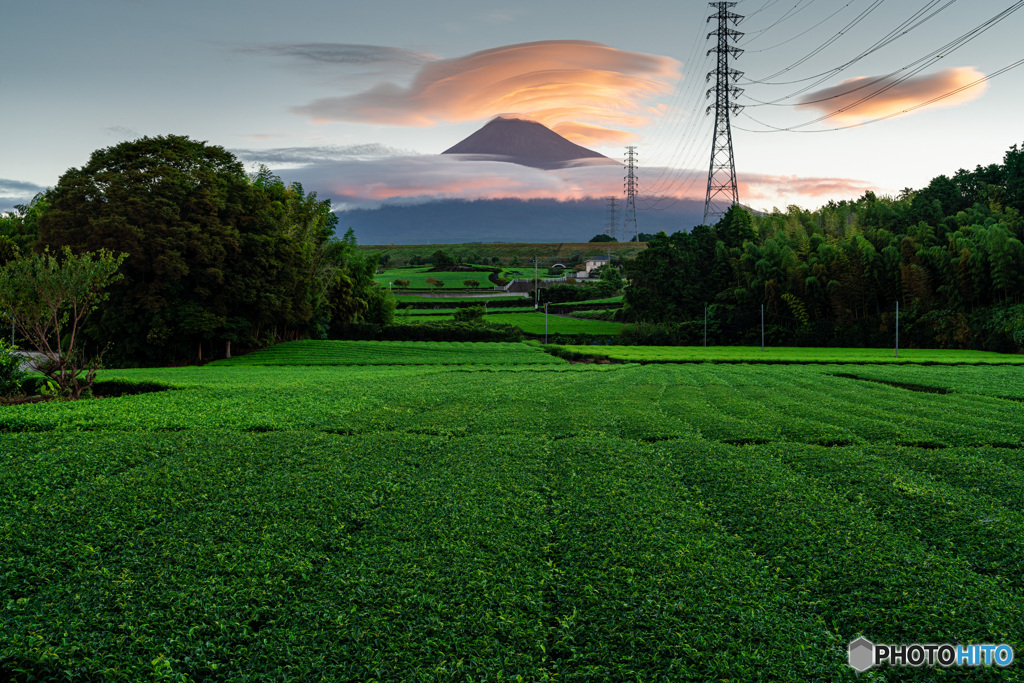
top-left (735, 2), bottom-right (1024, 130)
top-left (735, 57), bottom-right (1024, 133)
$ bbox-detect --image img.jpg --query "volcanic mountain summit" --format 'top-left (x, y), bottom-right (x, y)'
top-left (442, 117), bottom-right (612, 170)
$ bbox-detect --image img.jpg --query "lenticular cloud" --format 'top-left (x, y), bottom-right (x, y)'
top-left (795, 67), bottom-right (987, 124)
top-left (291, 40), bottom-right (681, 145)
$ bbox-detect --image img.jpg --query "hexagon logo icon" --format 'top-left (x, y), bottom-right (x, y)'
top-left (849, 638), bottom-right (875, 672)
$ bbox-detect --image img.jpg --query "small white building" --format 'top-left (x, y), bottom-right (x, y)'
top-left (583, 258), bottom-right (610, 273)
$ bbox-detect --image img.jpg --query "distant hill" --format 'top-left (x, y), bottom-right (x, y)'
top-left (441, 117), bottom-right (612, 170)
top-left (337, 197), bottom-right (706, 245)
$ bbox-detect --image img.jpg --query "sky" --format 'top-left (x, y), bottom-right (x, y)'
top-left (2, 0), bottom-right (1023, 218)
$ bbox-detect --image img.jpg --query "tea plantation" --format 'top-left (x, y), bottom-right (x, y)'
top-left (2, 341), bottom-right (1024, 680)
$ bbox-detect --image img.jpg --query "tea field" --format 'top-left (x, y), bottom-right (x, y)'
top-left (2, 341), bottom-right (1024, 681)
top-left (411, 312), bottom-right (627, 336)
top-left (552, 344), bottom-right (1024, 365)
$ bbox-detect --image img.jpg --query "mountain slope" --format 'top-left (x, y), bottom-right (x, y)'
top-left (442, 117), bottom-right (611, 169)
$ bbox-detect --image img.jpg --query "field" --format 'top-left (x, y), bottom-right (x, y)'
top-left (3, 342), bottom-right (1024, 680)
top-left (411, 311), bottom-right (628, 336)
top-left (375, 267), bottom-right (498, 290)
top-left (551, 344), bottom-right (1024, 365)
top-left (361, 241), bottom-right (647, 265)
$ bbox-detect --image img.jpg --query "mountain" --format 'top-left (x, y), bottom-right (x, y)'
top-left (337, 197), bottom-right (705, 245)
top-left (442, 117), bottom-right (612, 169)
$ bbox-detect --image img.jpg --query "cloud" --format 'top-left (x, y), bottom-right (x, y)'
top-left (238, 43), bottom-right (431, 67)
top-left (796, 67), bottom-right (987, 124)
top-left (291, 40), bottom-right (680, 146)
top-left (0, 178), bottom-right (48, 213)
top-left (229, 143), bottom-right (418, 167)
top-left (105, 126), bottom-right (141, 139)
top-left (739, 172), bottom-right (880, 206)
top-left (0, 178), bottom-right (47, 200)
top-left (269, 153), bottom-right (877, 213)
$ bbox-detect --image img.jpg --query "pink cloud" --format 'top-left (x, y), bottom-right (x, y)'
top-left (291, 40), bottom-right (680, 146)
top-left (796, 67), bottom-right (988, 124)
top-left (278, 155), bottom-right (878, 212)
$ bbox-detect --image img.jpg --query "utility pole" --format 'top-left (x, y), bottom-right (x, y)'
top-left (623, 146), bottom-right (638, 242)
top-left (606, 196), bottom-right (618, 241)
top-left (703, 1), bottom-right (744, 226)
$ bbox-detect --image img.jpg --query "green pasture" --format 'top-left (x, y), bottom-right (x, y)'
top-left (3, 341), bottom-right (1024, 680)
top-left (395, 294), bottom-right (527, 304)
top-left (550, 344), bottom-right (1024, 364)
top-left (208, 340), bottom-right (563, 366)
top-left (397, 306), bottom-right (539, 316)
top-left (412, 311), bottom-right (627, 335)
top-left (375, 266), bottom-right (496, 290)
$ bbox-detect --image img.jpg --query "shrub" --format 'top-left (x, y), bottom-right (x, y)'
top-left (0, 338), bottom-right (27, 396)
top-left (453, 306), bottom-right (485, 323)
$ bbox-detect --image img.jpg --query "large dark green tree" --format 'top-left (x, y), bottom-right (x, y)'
top-left (40, 135), bottom-right (257, 362)
top-left (38, 136), bottom-right (390, 363)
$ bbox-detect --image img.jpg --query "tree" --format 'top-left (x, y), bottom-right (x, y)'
top-left (0, 192), bottom-right (49, 254)
top-left (38, 138), bottom-right (377, 363)
top-left (590, 234), bottom-right (617, 243)
top-left (0, 247), bottom-right (126, 398)
top-left (393, 279), bottom-right (411, 291)
top-left (453, 305), bottom-right (485, 323)
top-left (464, 279), bottom-right (480, 289)
top-left (431, 250), bottom-right (455, 270)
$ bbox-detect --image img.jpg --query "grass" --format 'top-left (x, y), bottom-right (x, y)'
top-left (375, 266), bottom-right (496, 290)
top-left (208, 340), bottom-right (566, 366)
top-left (548, 344), bottom-right (1024, 364)
top-left (361, 241), bottom-right (648, 265)
top-left (411, 311), bottom-right (628, 335)
top-left (2, 342), bottom-right (1024, 680)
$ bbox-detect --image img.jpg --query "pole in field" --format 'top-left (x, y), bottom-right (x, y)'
top-left (761, 304), bottom-right (764, 352)
top-left (545, 302), bottom-right (548, 344)
top-left (534, 256), bottom-right (538, 309)
top-left (704, 306), bottom-right (708, 347)
top-left (895, 300), bottom-right (900, 359)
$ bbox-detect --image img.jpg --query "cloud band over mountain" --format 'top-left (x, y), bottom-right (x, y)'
top-left (290, 40), bottom-right (681, 145)
top-left (277, 155), bottom-right (879, 212)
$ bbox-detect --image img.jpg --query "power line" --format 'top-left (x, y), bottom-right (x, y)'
top-left (735, 57), bottom-right (1024, 133)
top-left (735, 2), bottom-right (1024, 131)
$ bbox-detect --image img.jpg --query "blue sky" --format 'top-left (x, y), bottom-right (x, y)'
top-left (2, 0), bottom-right (1022, 214)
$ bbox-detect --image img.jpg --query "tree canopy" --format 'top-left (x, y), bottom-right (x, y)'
top-left (622, 144), bottom-right (1024, 351)
top-left (37, 135), bottom-right (391, 364)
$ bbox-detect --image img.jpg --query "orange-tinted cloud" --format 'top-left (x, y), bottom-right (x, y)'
top-left (278, 155), bottom-right (878, 212)
top-left (292, 41), bottom-right (680, 145)
top-left (739, 173), bottom-right (881, 205)
top-left (795, 67), bottom-right (987, 124)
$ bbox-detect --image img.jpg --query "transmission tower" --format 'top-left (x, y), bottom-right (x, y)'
top-left (606, 196), bottom-right (618, 240)
top-left (623, 146), bottom-right (638, 242)
top-left (703, 2), bottom-right (744, 225)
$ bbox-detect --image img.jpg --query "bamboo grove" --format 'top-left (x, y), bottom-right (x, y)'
top-left (623, 143), bottom-right (1024, 351)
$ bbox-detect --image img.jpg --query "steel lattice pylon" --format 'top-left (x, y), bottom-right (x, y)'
top-left (605, 196), bottom-right (617, 240)
top-left (623, 146), bottom-right (638, 242)
top-left (703, 1), bottom-right (744, 225)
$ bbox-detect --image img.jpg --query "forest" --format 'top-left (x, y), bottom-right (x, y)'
top-left (622, 143), bottom-right (1024, 351)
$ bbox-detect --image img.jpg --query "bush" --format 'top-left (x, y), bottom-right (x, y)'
top-left (330, 321), bottom-right (523, 342)
top-left (0, 338), bottom-right (27, 396)
top-left (453, 305), bottom-right (486, 323)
